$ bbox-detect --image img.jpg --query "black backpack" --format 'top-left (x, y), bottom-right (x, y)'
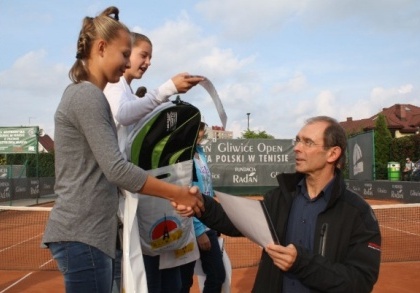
top-left (126, 96), bottom-right (201, 171)
top-left (125, 96), bottom-right (201, 255)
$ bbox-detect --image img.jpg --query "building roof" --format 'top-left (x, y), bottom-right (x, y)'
top-left (38, 134), bottom-right (54, 153)
top-left (340, 104), bottom-right (420, 136)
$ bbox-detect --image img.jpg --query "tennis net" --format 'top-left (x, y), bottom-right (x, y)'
top-left (1, 202), bottom-right (419, 271)
top-left (371, 203), bottom-right (420, 262)
top-left (0, 205), bottom-right (57, 270)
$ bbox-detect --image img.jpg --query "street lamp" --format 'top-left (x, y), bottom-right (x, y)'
top-left (28, 117), bottom-right (36, 125)
top-left (246, 113), bottom-right (250, 130)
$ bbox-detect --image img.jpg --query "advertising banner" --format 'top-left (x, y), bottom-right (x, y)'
top-left (0, 165), bottom-right (27, 179)
top-left (0, 177), bottom-right (55, 203)
top-left (345, 180), bottom-right (420, 203)
top-left (0, 127), bottom-right (39, 154)
top-left (202, 139), bottom-right (295, 192)
top-left (348, 131), bottom-right (374, 180)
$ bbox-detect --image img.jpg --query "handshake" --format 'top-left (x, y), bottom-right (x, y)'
top-left (170, 186), bottom-right (204, 217)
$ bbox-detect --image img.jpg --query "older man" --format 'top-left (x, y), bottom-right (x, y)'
top-left (403, 157), bottom-right (414, 181)
top-left (196, 116), bottom-right (381, 293)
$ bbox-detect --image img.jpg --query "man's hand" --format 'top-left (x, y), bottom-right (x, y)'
top-left (171, 186), bottom-right (204, 217)
top-left (265, 243), bottom-right (297, 272)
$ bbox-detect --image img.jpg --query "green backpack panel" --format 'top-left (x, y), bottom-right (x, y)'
top-left (127, 97), bottom-right (201, 170)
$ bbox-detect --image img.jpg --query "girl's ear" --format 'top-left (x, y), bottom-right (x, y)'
top-left (96, 39), bottom-right (106, 58)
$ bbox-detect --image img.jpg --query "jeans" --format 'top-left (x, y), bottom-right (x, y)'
top-left (112, 249), bottom-right (122, 293)
top-left (180, 230), bottom-right (226, 293)
top-left (143, 254), bottom-right (182, 293)
top-left (48, 241), bottom-right (113, 293)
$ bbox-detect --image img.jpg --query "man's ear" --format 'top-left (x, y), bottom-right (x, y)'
top-left (327, 146), bottom-right (341, 164)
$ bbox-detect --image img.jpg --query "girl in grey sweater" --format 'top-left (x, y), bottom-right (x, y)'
top-left (42, 6), bottom-right (202, 293)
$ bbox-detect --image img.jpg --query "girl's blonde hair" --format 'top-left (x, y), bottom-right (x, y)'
top-left (69, 6), bottom-right (130, 83)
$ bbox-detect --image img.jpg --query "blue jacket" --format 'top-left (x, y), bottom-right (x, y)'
top-left (192, 145), bottom-right (214, 237)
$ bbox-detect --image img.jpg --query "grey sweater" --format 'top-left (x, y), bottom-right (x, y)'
top-left (42, 82), bottom-right (148, 258)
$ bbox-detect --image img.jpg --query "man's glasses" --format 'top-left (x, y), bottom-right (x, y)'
top-left (292, 137), bottom-right (328, 148)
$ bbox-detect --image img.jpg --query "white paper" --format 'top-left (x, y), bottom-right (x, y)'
top-left (198, 78), bottom-right (227, 129)
top-left (121, 191), bottom-right (148, 293)
top-left (214, 191), bottom-right (277, 248)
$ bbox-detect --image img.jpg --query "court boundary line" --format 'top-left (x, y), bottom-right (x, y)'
top-left (0, 259), bottom-right (55, 292)
top-left (0, 271), bottom-right (34, 293)
top-left (379, 224), bottom-right (420, 237)
top-left (0, 233), bottom-right (43, 253)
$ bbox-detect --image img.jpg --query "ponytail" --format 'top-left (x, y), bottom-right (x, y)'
top-left (69, 6), bottom-right (129, 83)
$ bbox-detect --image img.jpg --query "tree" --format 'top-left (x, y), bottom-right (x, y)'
top-left (390, 133), bottom-right (420, 171)
top-left (240, 129), bottom-right (275, 139)
top-left (374, 114), bottom-right (392, 180)
top-left (4, 153), bottom-right (55, 177)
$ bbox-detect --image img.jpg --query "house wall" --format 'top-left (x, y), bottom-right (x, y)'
top-left (395, 131), bottom-right (414, 138)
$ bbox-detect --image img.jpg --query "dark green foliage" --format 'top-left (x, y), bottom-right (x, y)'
top-left (412, 134), bottom-right (420, 160)
top-left (37, 153), bottom-right (55, 177)
top-left (3, 153), bottom-right (55, 177)
top-left (390, 134), bottom-right (420, 166)
top-left (240, 129), bottom-right (275, 139)
top-left (342, 156), bottom-right (349, 179)
top-left (374, 114), bottom-right (392, 180)
top-left (375, 161), bottom-right (389, 180)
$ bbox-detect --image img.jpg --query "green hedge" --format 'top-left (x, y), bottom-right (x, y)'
top-left (390, 134), bottom-right (420, 166)
top-left (1, 153), bottom-right (55, 177)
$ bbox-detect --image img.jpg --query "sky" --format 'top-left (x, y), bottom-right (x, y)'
top-left (1, 0), bottom-right (419, 139)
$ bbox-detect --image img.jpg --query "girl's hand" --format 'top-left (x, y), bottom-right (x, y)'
top-left (172, 73), bottom-right (204, 93)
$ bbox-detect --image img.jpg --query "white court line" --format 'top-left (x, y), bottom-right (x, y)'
top-left (0, 259), bottom-right (55, 293)
top-left (0, 233), bottom-right (43, 253)
top-left (1, 205), bottom-right (55, 291)
top-left (379, 224), bottom-right (420, 237)
top-left (0, 272), bottom-right (34, 293)
top-left (39, 258), bottom-right (55, 269)
top-left (0, 230), bottom-right (54, 292)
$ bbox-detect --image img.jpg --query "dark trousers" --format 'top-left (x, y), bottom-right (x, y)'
top-left (179, 260), bottom-right (195, 293)
top-left (403, 171), bottom-right (412, 181)
top-left (143, 254), bottom-right (182, 293)
top-left (180, 230), bottom-right (226, 293)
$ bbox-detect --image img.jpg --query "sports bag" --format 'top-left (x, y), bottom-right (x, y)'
top-left (127, 96), bottom-right (201, 170)
top-left (126, 96), bottom-right (201, 256)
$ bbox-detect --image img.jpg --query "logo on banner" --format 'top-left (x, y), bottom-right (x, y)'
top-left (391, 184), bottom-right (404, 199)
top-left (233, 167), bottom-right (258, 183)
top-left (363, 183), bottom-right (373, 196)
top-left (376, 187), bottom-right (388, 195)
top-left (352, 143), bottom-right (364, 175)
top-left (0, 188), bottom-right (10, 199)
top-left (410, 189), bottom-right (420, 197)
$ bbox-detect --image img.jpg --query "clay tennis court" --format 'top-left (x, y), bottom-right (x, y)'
top-left (1, 199), bottom-right (420, 292)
